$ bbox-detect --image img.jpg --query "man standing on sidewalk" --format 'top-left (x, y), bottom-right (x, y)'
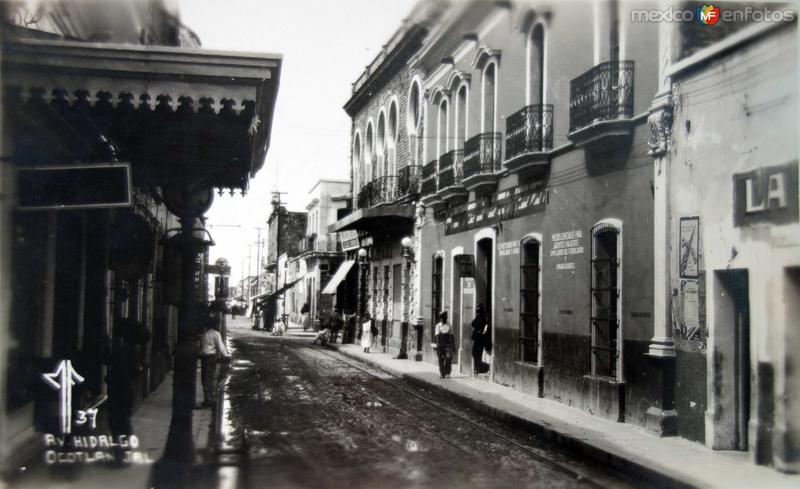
top-left (199, 319), bottom-right (230, 408)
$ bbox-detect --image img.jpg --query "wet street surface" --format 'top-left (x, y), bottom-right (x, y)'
top-left (219, 318), bottom-right (639, 489)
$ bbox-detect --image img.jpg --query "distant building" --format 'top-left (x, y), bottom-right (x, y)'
top-left (286, 179), bottom-right (351, 329)
top-left (266, 199), bottom-right (308, 281)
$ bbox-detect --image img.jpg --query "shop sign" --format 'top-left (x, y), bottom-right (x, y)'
top-left (17, 162), bottom-right (132, 211)
top-left (733, 162), bottom-right (798, 227)
top-left (550, 230), bottom-right (584, 257)
top-left (339, 230), bottom-right (360, 251)
top-left (498, 241), bottom-right (520, 256)
top-left (445, 184), bottom-right (547, 235)
top-left (679, 217), bottom-right (699, 278)
top-left (456, 255), bottom-right (475, 277)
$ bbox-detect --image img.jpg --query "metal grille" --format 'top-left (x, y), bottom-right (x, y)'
top-left (590, 228), bottom-right (619, 379)
top-left (356, 176), bottom-right (398, 208)
top-left (420, 159), bottom-right (438, 196)
top-left (463, 132), bottom-right (502, 178)
top-left (520, 240), bottom-right (541, 363)
top-left (397, 164), bottom-right (420, 198)
top-left (505, 104), bottom-right (554, 159)
top-left (437, 149), bottom-right (464, 189)
top-left (569, 60), bottom-right (634, 133)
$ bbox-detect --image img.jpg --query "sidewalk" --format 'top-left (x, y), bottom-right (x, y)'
top-left (9, 370), bottom-right (212, 489)
top-left (331, 342), bottom-right (799, 489)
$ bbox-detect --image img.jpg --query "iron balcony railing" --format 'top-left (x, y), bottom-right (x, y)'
top-left (357, 176), bottom-right (398, 208)
top-left (420, 159), bottom-right (438, 196)
top-left (437, 149), bottom-right (464, 189)
top-left (505, 104), bottom-right (554, 159)
top-left (463, 132), bottom-right (502, 179)
top-left (569, 60), bottom-right (634, 133)
top-left (397, 164), bottom-right (421, 198)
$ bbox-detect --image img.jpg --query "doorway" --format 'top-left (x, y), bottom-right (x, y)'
top-left (713, 269), bottom-right (751, 451)
top-left (451, 255), bottom-right (462, 367)
top-left (475, 235), bottom-right (494, 375)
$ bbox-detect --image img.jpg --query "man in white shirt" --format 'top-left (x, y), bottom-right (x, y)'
top-left (200, 321), bottom-right (230, 407)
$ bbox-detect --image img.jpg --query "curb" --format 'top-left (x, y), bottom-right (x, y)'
top-left (331, 344), bottom-right (698, 489)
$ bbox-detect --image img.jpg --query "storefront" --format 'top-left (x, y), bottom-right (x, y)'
top-left (0, 35), bottom-right (280, 472)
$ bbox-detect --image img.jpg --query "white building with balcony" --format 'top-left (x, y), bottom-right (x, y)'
top-left (286, 179), bottom-right (351, 328)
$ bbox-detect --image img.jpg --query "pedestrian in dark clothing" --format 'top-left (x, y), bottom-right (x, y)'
top-left (345, 310), bottom-right (357, 343)
top-left (106, 318), bottom-right (151, 463)
top-left (471, 304), bottom-right (490, 374)
top-left (433, 312), bottom-right (454, 378)
top-left (329, 309), bottom-right (344, 344)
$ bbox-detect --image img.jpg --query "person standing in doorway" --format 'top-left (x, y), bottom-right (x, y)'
top-left (200, 318), bottom-right (230, 407)
top-left (361, 312), bottom-right (373, 353)
top-left (471, 303), bottom-right (490, 374)
top-left (434, 311), bottom-right (454, 378)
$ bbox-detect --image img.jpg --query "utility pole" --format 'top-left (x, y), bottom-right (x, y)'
top-left (266, 190), bottom-right (286, 332)
top-left (254, 226), bottom-right (266, 295)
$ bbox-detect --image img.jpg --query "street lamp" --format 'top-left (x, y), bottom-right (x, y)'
top-left (401, 236), bottom-right (415, 262)
top-left (397, 236), bottom-right (416, 360)
top-left (357, 248), bottom-right (368, 321)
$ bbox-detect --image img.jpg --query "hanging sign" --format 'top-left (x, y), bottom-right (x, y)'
top-left (445, 183), bottom-right (547, 235)
top-left (17, 163), bottom-right (132, 211)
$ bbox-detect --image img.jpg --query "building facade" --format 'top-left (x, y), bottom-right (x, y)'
top-left (335, 0), bottom-right (799, 474)
top-left (285, 179), bottom-right (351, 328)
top-left (648, 4), bottom-right (799, 471)
top-left (332, 0), bottom-right (447, 357)
top-left (0, 0), bottom-right (281, 474)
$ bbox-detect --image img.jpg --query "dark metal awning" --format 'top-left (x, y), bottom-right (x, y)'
top-left (2, 38), bottom-right (282, 192)
top-left (328, 205), bottom-right (415, 234)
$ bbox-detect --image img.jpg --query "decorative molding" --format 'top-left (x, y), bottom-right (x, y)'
top-left (647, 91), bottom-right (674, 158)
top-left (446, 70), bottom-right (472, 91)
top-left (471, 46), bottom-right (502, 70)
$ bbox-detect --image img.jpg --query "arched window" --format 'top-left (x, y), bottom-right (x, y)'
top-left (408, 81), bottom-right (421, 134)
top-left (353, 132), bottom-right (362, 192)
top-left (482, 62), bottom-right (497, 133)
top-left (437, 98), bottom-right (449, 158)
top-left (365, 122), bottom-right (374, 180)
top-left (529, 24), bottom-right (545, 106)
top-left (389, 101), bottom-right (398, 146)
top-left (590, 219), bottom-right (623, 380)
top-left (377, 112), bottom-right (387, 177)
top-left (455, 84), bottom-right (468, 149)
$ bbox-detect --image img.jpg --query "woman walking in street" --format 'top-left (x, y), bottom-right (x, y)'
top-left (361, 312), bottom-right (373, 353)
top-left (434, 311), bottom-right (454, 378)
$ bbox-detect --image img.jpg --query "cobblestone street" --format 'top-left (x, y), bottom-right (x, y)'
top-left (217, 318), bottom-right (637, 489)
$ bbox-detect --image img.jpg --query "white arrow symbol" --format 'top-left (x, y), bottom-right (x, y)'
top-left (42, 360), bottom-right (85, 434)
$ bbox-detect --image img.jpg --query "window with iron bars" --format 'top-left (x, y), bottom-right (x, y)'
top-left (520, 238), bottom-right (541, 364)
top-left (590, 223), bottom-right (621, 379)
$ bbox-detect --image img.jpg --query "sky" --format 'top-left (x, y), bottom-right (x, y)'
top-left (179, 0), bottom-right (418, 286)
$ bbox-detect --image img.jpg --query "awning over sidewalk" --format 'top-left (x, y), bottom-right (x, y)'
top-left (328, 205), bottom-right (414, 234)
top-left (2, 38), bottom-right (282, 192)
top-left (321, 260), bottom-right (355, 295)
